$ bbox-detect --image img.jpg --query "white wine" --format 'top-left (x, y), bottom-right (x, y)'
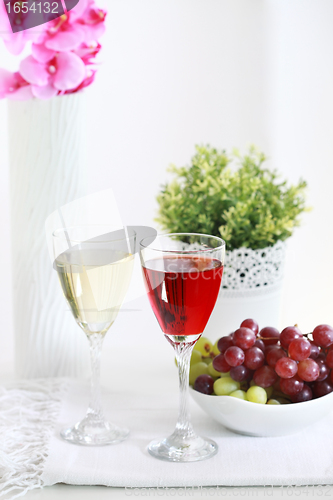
top-left (55, 247), bottom-right (134, 335)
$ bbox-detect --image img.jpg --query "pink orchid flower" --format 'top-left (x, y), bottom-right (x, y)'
top-left (0, 1), bottom-right (46, 55)
top-left (0, 69), bottom-right (33, 100)
top-left (19, 52), bottom-right (86, 99)
top-left (74, 42), bottom-right (101, 64)
top-left (0, 0), bottom-right (106, 100)
top-left (77, 4), bottom-right (106, 41)
top-left (65, 68), bottom-right (96, 94)
top-left (36, 2), bottom-right (105, 53)
top-left (39, 13), bottom-right (85, 52)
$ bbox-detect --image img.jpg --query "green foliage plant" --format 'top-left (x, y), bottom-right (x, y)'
top-left (155, 145), bottom-right (309, 251)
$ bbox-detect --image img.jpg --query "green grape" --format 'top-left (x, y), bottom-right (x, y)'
top-left (271, 391), bottom-right (291, 403)
top-left (220, 371), bottom-right (230, 378)
top-left (229, 390), bottom-right (247, 400)
top-left (195, 337), bottom-right (213, 356)
top-left (190, 350), bottom-right (202, 366)
top-left (275, 397), bottom-right (291, 404)
top-left (176, 349), bottom-right (202, 367)
top-left (189, 362), bottom-right (208, 385)
top-left (207, 362), bottom-right (221, 378)
top-left (202, 357), bottom-right (212, 365)
top-left (212, 340), bottom-right (220, 356)
top-left (265, 386), bottom-right (274, 399)
top-left (267, 399), bottom-right (280, 405)
top-left (214, 377), bottom-right (240, 396)
top-left (247, 385), bottom-right (267, 404)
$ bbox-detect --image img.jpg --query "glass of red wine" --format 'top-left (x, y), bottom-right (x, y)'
top-left (140, 233), bottom-right (225, 462)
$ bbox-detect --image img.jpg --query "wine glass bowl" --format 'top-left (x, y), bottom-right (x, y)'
top-left (140, 233), bottom-right (225, 462)
top-left (53, 226), bottom-right (136, 445)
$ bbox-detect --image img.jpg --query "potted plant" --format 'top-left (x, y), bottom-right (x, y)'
top-left (155, 145), bottom-right (309, 338)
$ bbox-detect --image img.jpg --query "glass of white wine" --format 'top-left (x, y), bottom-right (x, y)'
top-left (53, 226), bottom-right (136, 445)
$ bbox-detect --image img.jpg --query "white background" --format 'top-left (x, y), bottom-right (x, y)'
top-left (0, 0), bottom-right (333, 369)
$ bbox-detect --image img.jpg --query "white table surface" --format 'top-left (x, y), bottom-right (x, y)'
top-left (1, 295), bottom-right (332, 499)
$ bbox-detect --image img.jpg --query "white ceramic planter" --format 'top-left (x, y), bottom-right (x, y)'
top-left (8, 93), bottom-right (89, 378)
top-left (204, 241), bottom-right (286, 341)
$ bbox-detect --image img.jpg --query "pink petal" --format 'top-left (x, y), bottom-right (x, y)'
top-left (3, 33), bottom-right (27, 56)
top-left (32, 43), bottom-right (56, 63)
top-left (0, 69), bottom-right (15, 97)
top-left (45, 25), bottom-right (84, 51)
top-left (32, 83), bottom-right (59, 100)
top-left (19, 56), bottom-right (50, 86)
top-left (80, 23), bottom-right (105, 42)
top-left (7, 86), bottom-right (34, 101)
top-left (0, 4), bottom-right (26, 54)
top-left (53, 52), bottom-right (86, 90)
top-left (68, 0), bottom-right (90, 20)
top-left (74, 43), bottom-right (101, 64)
top-left (65, 69), bottom-right (96, 94)
top-left (0, 4), bottom-right (43, 55)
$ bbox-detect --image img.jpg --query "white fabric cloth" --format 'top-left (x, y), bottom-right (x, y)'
top-left (2, 377), bottom-right (333, 500)
top-left (42, 380), bottom-right (333, 488)
top-left (0, 379), bottom-right (67, 500)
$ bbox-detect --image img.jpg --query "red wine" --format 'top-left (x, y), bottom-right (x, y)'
top-left (143, 256), bottom-right (223, 336)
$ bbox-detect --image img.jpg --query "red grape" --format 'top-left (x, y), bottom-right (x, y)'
top-left (313, 324), bottom-right (333, 348)
top-left (194, 374), bottom-right (214, 394)
top-left (280, 375), bottom-right (304, 396)
top-left (313, 380), bottom-right (333, 398)
top-left (264, 345), bottom-right (278, 356)
top-left (280, 326), bottom-right (302, 349)
top-left (288, 338), bottom-right (311, 361)
top-left (229, 365), bottom-right (253, 382)
top-left (240, 318), bottom-right (259, 335)
top-left (212, 353), bottom-right (231, 373)
top-left (208, 320), bottom-right (333, 404)
top-left (273, 377), bottom-right (281, 391)
top-left (244, 346), bottom-right (265, 370)
top-left (253, 365), bottom-right (277, 388)
top-left (259, 326), bottom-right (280, 346)
top-left (297, 359), bottom-right (320, 382)
top-left (224, 346), bottom-right (245, 367)
top-left (275, 357), bottom-right (298, 379)
top-left (266, 347), bottom-right (287, 368)
top-left (254, 338), bottom-right (265, 351)
top-left (316, 353), bottom-right (326, 363)
top-left (233, 327), bottom-right (256, 350)
top-left (316, 362), bottom-right (330, 382)
top-left (291, 384), bottom-right (313, 402)
top-left (326, 350), bottom-right (333, 369)
top-left (309, 341), bottom-right (320, 360)
top-left (217, 334), bottom-right (234, 354)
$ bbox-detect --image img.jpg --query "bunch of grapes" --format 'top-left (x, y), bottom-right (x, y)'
top-left (191, 319), bottom-right (333, 404)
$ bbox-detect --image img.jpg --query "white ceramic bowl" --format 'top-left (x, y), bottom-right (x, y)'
top-left (190, 387), bottom-right (333, 437)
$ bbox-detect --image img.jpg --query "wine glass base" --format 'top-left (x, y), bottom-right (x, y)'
top-left (61, 416), bottom-right (129, 446)
top-left (148, 433), bottom-right (218, 462)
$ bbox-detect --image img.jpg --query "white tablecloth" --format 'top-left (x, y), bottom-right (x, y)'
top-left (42, 380), bottom-right (333, 489)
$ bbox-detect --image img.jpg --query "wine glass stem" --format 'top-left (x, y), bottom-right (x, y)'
top-left (174, 342), bottom-right (196, 438)
top-left (87, 333), bottom-right (105, 420)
